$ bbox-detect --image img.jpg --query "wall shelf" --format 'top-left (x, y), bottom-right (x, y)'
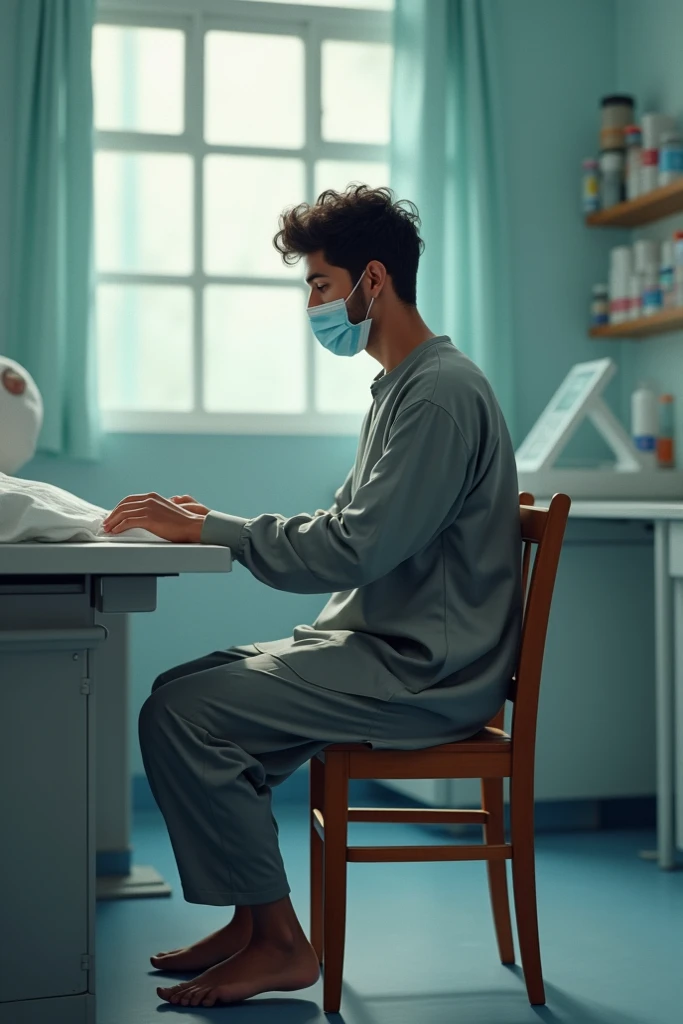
top-left (590, 307), bottom-right (683, 338)
top-left (586, 178), bottom-right (683, 228)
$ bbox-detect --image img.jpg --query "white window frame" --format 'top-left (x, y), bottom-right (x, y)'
top-left (95, 0), bottom-right (393, 435)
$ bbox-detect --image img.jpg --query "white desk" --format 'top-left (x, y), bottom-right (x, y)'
top-left (540, 500), bottom-right (683, 870)
top-left (0, 541), bottom-right (232, 1024)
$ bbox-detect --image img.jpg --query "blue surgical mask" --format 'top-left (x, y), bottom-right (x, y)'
top-left (307, 273), bottom-right (375, 357)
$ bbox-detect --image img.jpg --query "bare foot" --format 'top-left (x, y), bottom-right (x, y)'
top-left (150, 912), bottom-right (252, 973)
top-left (156, 933), bottom-right (320, 1007)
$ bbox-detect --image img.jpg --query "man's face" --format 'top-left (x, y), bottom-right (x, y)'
top-left (304, 251), bottom-right (367, 324)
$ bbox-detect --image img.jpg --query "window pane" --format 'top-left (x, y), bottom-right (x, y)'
top-left (204, 156), bottom-right (305, 278)
top-left (92, 26), bottom-right (184, 134)
top-left (322, 40), bottom-right (392, 144)
top-left (95, 152), bottom-right (192, 274)
top-left (204, 286), bottom-right (306, 413)
top-left (315, 345), bottom-right (375, 414)
top-left (205, 32), bottom-right (304, 148)
top-left (97, 285), bottom-right (193, 411)
top-left (315, 160), bottom-right (389, 197)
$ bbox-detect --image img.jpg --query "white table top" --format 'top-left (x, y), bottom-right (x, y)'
top-left (0, 541), bottom-right (233, 576)
top-left (536, 498), bottom-right (683, 521)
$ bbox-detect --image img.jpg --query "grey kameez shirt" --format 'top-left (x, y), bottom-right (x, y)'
top-left (201, 337), bottom-right (521, 725)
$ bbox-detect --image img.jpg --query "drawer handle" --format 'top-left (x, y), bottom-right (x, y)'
top-left (0, 626), bottom-right (108, 651)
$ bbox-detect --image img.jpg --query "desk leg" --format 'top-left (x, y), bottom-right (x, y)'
top-left (94, 612), bottom-right (170, 899)
top-left (654, 521), bottom-right (676, 870)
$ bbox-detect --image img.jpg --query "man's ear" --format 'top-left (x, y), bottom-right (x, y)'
top-left (366, 260), bottom-right (387, 296)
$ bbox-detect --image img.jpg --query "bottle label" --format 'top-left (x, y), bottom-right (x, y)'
top-left (634, 435), bottom-right (656, 452)
top-left (660, 149), bottom-right (683, 172)
top-left (642, 148), bottom-right (659, 166)
top-left (643, 287), bottom-right (663, 310)
top-left (657, 437), bottom-right (675, 468)
top-left (660, 268), bottom-right (674, 291)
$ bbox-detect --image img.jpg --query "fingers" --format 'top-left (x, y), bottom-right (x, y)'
top-left (108, 515), bottom-right (147, 534)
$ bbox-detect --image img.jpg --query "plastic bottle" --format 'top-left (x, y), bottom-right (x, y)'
top-left (625, 126), bottom-right (643, 200)
top-left (657, 394), bottom-right (675, 468)
top-left (674, 230), bottom-right (683, 307)
top-left (609, 245), bottom-right (633, 323)
top-left (631, 382), bottom-right (659, 468)
top-left (582, 158), bottom-right (600, 213)
top-left (659, 132), bottom-right (683, 187)
top-left (600, 149), bottom-right (625, 208)
top-left (660, 240), bottom-right (675, 309)
top-left (590, 284), bottom-right (609, 326)
top-left (642, 267), bottom-right (663, 316)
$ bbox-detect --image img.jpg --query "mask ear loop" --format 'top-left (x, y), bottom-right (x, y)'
top-left (348, 270), bottom-right (378, 319)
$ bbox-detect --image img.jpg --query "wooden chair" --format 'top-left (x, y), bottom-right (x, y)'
top-left (309, 491), bottom-right (571, 1013)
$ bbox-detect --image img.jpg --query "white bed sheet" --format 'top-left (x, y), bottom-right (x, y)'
top-left (0, 472), bottom-right (168, 544)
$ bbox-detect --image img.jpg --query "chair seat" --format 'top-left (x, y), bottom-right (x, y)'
top-left (323, 726), bottom-right (511, 756)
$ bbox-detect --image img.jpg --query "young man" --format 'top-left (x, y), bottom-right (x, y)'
top-left (103, 186), bottom-right (522, 1009)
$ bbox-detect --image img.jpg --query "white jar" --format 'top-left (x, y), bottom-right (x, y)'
top-left (631, 383), bottom-right (658, 468)
top-left (659, 132), bottom-right (683, 186)
top-left (660, 240), bottom-right (675, 308)
top-left (634, 238), bottom-right (660, 274)
top-left (599, 149), bottom-right (625, 208)
top-left (625, 126), bottom-right (643, 200)
top-left (628, 272), bottom-right (643, 320)
top-left (674, 231), bottom-right (683, 307)
top-left (609, 246), bottom-right (634, 323)
top-left (642, 268), bottom-right (663, 316)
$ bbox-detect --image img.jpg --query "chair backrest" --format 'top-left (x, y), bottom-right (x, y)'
top-left (508, 492), bottom-right (571, 782)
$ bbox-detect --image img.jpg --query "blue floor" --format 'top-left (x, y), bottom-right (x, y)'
top-left (97, 797), bottom-right (683, 1024)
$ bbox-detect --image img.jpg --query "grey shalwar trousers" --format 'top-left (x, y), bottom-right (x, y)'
top-left (139, 645), bottom-right (467, 907)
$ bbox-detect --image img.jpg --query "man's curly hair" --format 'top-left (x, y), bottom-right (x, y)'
top-left (273, 184), bottom-right (425, 305)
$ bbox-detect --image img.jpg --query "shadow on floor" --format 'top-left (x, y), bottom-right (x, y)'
top-left (153, 995), bottom-right (321, 1021)
top-left (337, 972), bottom-right (647, 1024)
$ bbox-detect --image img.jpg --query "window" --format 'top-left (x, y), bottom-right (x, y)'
top-left (93, 0), bottom-right (393, 434)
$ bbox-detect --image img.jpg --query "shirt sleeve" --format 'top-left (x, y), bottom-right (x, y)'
top-left (200, 400), bottom-right (473, 594)
top-left (313, 468), bottom-right (353, 518)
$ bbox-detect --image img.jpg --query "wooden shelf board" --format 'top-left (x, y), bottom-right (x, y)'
top-left (586, 178), bottom-right (683, 228)
top-left (590, 307), bottom-right (683, 339)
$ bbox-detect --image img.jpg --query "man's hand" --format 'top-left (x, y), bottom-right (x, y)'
top-left (102, 492), bottom-right (210, 543)
top-left (169, 494), bottom-right (211, 516)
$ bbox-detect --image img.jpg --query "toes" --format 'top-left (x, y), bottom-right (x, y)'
top-left (202, 992), bottom-right (218, 1007)
top-left (190, 988), bottom-right (207, 1006)
top-left (158, 981), bottom-right (193, 1005)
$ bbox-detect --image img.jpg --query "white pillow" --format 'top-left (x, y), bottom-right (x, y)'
top-left (0, 356), bottom-right (43, 474)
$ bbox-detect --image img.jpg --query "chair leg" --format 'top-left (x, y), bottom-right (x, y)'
top-left (322, 751), bottom-right (350, 1014)
top-left (510, 776), bottom-right (545, 1005)
top-left (481, 778), bottom-right (515, 965)
top-left (310, 756), bottom-right (324, 964)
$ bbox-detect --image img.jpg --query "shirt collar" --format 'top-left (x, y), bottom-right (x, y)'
top-left (370, 336), bottom-right (452, 398)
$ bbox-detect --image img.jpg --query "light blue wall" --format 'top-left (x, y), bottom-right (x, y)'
top-left (616, 0), bottom-right (683, 454)
top-left (494, 0), bottom-right (624, 462)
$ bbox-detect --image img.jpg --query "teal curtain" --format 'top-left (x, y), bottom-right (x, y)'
top-left (7, 0), bottom-right (100, 460)
top-left (390, 0), bottom-right (516, 438)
